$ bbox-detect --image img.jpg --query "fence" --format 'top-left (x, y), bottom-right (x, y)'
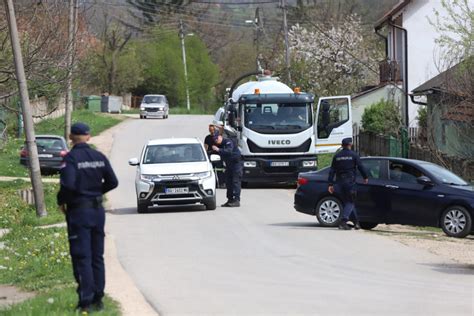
top-left (354, 130), bottom-right (474, 181)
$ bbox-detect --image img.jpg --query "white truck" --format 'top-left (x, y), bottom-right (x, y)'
top-left (213, 71), bottom-right (353, 184)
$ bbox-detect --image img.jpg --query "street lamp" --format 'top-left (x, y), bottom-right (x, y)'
top-left (179, 20), bottom-right (194, 111)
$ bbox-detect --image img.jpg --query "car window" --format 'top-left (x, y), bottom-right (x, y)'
top-left (360, 160), bottom-right (383, 179)
top-left (420, 162), bottom-right (468, 186)
top-left (36, 138), bottom-right (64, 150)
top-left (389, 161), bottom-right (424, 184)
top-left (143, 144), bottom-right (206, 164)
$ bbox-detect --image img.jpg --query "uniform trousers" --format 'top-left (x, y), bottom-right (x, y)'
top-left (66, 206), bottom-right (105, 307)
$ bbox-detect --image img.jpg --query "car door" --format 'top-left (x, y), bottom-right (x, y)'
top-left (385, 160), bottom-right (439, 226)
top-left (355, 159), bottom-right (389, 222)
top-left (314, 96), bottom-right (353, 154)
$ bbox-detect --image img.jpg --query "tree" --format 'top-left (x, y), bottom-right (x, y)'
top-left (283, 14), bottom-right (380, 96)
top-left (132, 28), bottom-right (219, 110)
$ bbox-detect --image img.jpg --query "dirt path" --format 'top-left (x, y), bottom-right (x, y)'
top-left (369, 224), bottom-right (474, 266)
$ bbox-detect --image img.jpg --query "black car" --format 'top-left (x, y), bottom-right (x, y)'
top-left (20, 135), bottom-right (68, 174)
top-left (294, 157), bottom-right (474, 238)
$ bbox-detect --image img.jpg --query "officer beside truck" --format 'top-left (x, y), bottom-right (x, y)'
top-left (328, 137), bottom-right (368, 230)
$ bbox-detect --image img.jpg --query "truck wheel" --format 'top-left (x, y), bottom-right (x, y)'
top-left (441, 206), bottom-right (471, 238)
top-left (315, 196), bottom-right (343, 227)
top-left (205, 196), bottom-right (217, 211)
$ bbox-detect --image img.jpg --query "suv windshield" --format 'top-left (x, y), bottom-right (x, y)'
top-left (143, 144), bottom-right (206, 164)
top-left (243, 102), bottom-right (312, 134)
top-left (421, 163), bottom-right (469, 186)
top-left (143, 96), bottom-right (164, 104)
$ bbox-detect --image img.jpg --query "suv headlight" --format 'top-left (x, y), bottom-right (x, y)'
top-left (194, 171), bottom-right (211, 179)
top-left (302, 161), bottom-right (316, 167)
top-left (140, 107), bottom-right (145, 111)
top-left (140, 174), bottom-right (156, 181)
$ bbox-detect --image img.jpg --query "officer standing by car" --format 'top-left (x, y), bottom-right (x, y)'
top-left (57, 122), bottom-right (118, 313)
top-left (212, 135), bottom-right (242, 207)
top-left (328, 137), bottom-right (368, 230)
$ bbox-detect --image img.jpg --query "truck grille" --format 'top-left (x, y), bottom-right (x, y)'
top-left (263, 166), bottom-right (297, 173)
top-left (145, 107), bottom-right (160, 112)
top-left (247, 139), bottom-right (312, 153)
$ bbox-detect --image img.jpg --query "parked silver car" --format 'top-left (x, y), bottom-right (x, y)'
top-left (140, 94), bottom-right (169, 119)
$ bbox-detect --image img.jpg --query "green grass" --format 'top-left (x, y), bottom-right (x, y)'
top-left (169, 107), bottom-right (216, 115)
top-left (0, 288), bottom-right (120, 316)
top-left (0, 180), bottom-right (64, 229)
top-left (318, 153), bottom-right (334, 169)
top-left (35, 110), bottom-right (123, 137)
top-left (0, 139), bottom-right (29, 177)
top-left (0, 110), bottom-right (123, 177)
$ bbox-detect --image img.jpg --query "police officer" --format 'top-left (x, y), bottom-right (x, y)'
top-left (212, 135), bottom-right (242, 207)
top-left (328, 137), bottom-right (368, 230)
top-left (57, 122), bottom-right (118, 313)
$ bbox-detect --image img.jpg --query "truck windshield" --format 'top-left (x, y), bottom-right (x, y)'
top-left (243, 103), bottom-right (312, 134)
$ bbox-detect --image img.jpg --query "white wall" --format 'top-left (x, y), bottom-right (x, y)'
top-left (402, 0), bottom-right (472, 126)
top-left (352, 84), bottom-right (404, 127)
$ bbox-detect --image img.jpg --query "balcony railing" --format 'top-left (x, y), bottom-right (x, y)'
top-left (379, 60), bottom-right (402, 83)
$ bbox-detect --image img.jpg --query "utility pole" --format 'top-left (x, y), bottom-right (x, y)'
top-left (4, 0), bottom-right (47, 217)
top-left (281, 0), bottom-right (291, 82)
top-left (179, 19), bottom-right (191, 111)
top-left (65, 0), bottom-right (77, 140)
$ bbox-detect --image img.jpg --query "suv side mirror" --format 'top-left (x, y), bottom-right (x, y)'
top-left (210, 154), bottom-right (221, 162)
top-left (128, 158), bottom-right (139, 166)
top-left (417, 176), bottom-right (433, 186)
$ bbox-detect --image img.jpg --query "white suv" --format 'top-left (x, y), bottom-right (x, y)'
top-left (128, 138), bottom-right (219, 213)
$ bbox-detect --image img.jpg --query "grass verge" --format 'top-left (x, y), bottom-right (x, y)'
top-left (0, 110), bottom-right (123, 177)
top-left (0, 181), bottom-right (120, 314)
top-left (169, 107), bottom-right (216, 115)
top-left (318, 153), bottom-right (334, 169)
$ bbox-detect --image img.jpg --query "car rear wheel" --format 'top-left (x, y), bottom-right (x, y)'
top-left (359, 222), bottom-right (378, 230)
top-left (441, 206), bottom-right (472, 238)
top-left (205, 196), bottom-right (217, 211)
top-left (315, 196), bottom-right (343, 227)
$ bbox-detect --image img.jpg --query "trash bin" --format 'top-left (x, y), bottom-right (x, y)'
top-left (100, 96), bottom-right (122, 113)
top-left (86, 95), bottom-right (101, 112)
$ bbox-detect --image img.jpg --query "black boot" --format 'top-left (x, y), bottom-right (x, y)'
top-left (228, 200), bottom-right (240, 207)
top-left (92, 299), bottom-right (104, 311)
top-left (338, 221), bottom-right (352, 230)
top-left (221, 200), bottom-right (232, 207)
top-left (353, 221), bottom-right (361, 230)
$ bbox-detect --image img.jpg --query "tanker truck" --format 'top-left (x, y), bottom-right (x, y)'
top-left (213, 71), bottom-right (353, 184)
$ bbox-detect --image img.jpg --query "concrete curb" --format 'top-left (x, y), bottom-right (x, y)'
top-left (104, 232), bottom-right (157, 316)
top-left (0, 176), bottom-right (59, 183)
top-left (90, 118), bottom-right (158, 316)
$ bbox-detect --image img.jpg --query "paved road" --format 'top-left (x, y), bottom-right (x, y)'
top-left (106, 115), bottom-right (473, 316)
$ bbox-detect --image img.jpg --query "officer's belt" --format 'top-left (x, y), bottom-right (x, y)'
top-left (337, 172), bottom-right (354, 180)
top-left (68, 196), bottom-right (103, 209)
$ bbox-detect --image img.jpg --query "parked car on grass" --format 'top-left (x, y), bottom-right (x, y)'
top-left (294, 157), bottom-right (474, 238)
top-left (139, 94), bottom-right (169, 119)
top-left (128, 138), bottom-right (219, 213)
top-left (20, 135), bottom-right (68, 174)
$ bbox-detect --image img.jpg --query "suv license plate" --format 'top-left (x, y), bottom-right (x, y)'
top-left (166, 187), bottom-right (189, 194)
top-left (271, 161), bottom-right (289, 167)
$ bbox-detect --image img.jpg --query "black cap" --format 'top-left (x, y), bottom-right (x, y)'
top-left (70, 122), bottom-right (90, 135)
top-left (342, 137), bottom-right (352, 146)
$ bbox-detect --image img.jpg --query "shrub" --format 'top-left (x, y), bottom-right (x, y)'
top-left (361, 99), bottom-right (402, 136)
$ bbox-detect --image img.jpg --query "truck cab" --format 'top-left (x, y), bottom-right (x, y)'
top-left (220, 73), bottom-right (352, 184)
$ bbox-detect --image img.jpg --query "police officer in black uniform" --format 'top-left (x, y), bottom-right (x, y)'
top-left (212, 135), bottom-right (242, 207)
top-left (328, 137), bottom-right (368, 230)
top-left (57, 122), bottom-right (118, 313)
